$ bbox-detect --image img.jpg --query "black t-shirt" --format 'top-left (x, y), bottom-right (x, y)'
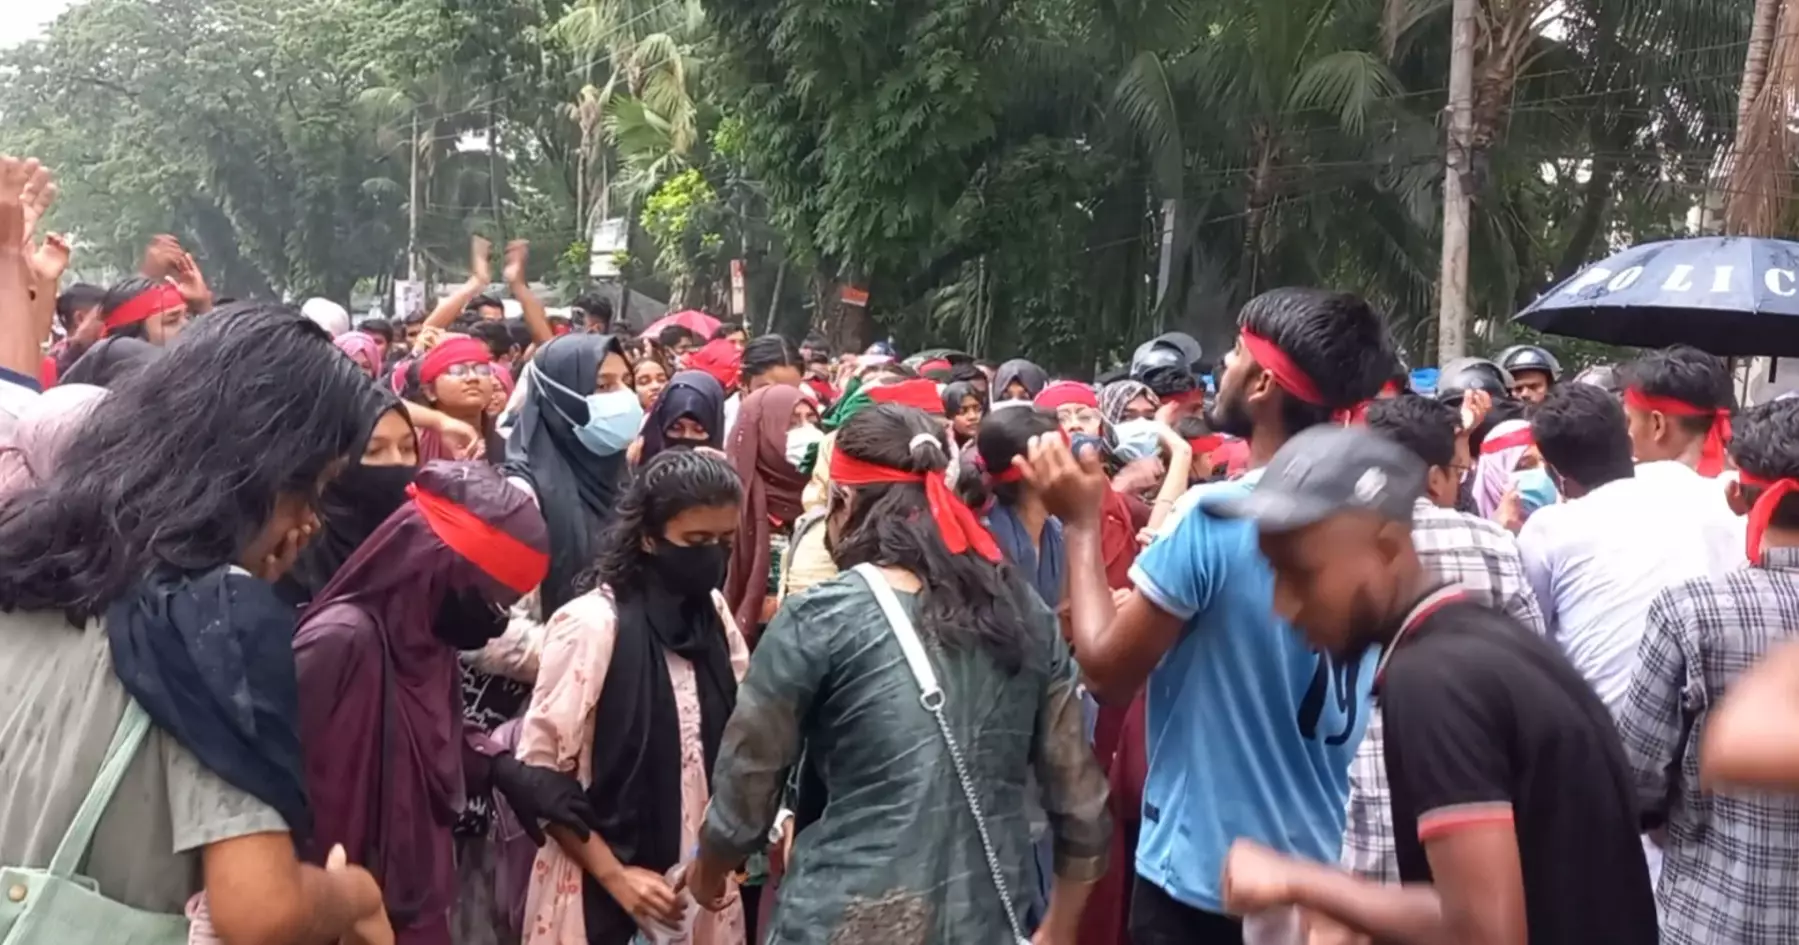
top-left (1381, 601), bottom-right (1657, 945)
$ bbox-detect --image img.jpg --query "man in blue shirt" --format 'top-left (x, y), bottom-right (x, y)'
top-left (1024, 287), bottom-right (1395, 943)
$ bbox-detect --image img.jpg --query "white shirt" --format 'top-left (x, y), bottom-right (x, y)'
top-left (1518, 460), bottom-right (1746, 713)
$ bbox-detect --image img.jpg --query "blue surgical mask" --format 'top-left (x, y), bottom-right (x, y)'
top-left (1512, 467), bottom-right (1559, 512)
top-left (528, 364), bottom-right (643, 457)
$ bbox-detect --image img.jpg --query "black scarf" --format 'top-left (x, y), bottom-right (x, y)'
top-left (277, 391), bottom-right (418, 609)
top-left (501, 335), bottom-right (629, 615)
top-left (583, 582), bottom-right (736, 945)
top-left (107, 567), bottom-right (312, 841)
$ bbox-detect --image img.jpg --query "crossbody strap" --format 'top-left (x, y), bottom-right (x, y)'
top-left (851, 564), bottom-right (1029, 944)
top-left (48, 699), bottom-right (154, 877)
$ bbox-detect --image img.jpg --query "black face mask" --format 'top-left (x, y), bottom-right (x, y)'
top-left (433, 585), bottom-right (508, 650)
top-left (646, 541), bottom-right (729, 599)
top-left (664, 438), bottom-right (710, 452)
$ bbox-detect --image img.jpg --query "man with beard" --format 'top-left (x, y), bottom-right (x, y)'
top-left (1207, 426), bottom-right (1656, 945)
top-left (1024, 287), bottom-right (1393, 945)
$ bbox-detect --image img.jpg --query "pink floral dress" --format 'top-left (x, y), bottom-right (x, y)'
top-left (518, 587), bottom-right (748, 945)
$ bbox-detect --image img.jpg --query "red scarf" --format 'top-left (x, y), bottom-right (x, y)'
top-left (829, 450), bottom-right (1002, 562)
top-left (1739, 471), bottom-right (1798, 566)
top-left (407, 483), bottom-right (548, 593)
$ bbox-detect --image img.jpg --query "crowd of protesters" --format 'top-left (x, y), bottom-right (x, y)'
top-left (6, 152), bottom-right (1799, 945)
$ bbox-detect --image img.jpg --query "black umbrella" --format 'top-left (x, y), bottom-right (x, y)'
top-left (1515, 236), bottom-right (1799, 356)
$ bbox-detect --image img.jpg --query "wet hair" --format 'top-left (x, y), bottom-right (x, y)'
top-left (832, 405), bottom-right (1037, 674)
top-left (955, 405), bottom-right (1061, 510)
top-left (506, 318), bottom-right (533, 349)
top-left (1732, 399), bottom-right (1799, 530)
top-left (1366, 395), bottom-right (1457, 469)
top-left (1531, 383), bottom-right (1635, 490)
top-left (741, 334), bottom-right (802, 385)
top-left (658, 324), bottom-right (702, 350)
top-left (712, 320), bottom-right (745, 340)
top-left (359, 317), bottom-right (395, 345)
top-left (572, 290), bottom-right (613, 329)
top-left (467, 294), bottom-right (504, 317)
top-left (0, 302), bottom-right (378, 621)
top-left (584, 449), bottom-right (743, 593)
top-left (1237, 287), bottom-right (1394, 434)
top-left (468, 320), bottom-right (518, 361)
top-left (99, 277), bottom-right (170, 341)
top-left (55, 283), bottom-right (106, 334)
top-left (1620, 345), bottom-right (1734, 437)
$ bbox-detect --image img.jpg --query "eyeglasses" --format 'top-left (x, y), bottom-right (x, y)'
top-left (443, 362), bottom-right (495, 379)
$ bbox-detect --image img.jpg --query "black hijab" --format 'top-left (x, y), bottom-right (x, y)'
top-left (501, 334), bottom-right (630, 614)
top-left (276, 388), bottom-right (419, 609)
top-left (61, 337), bottom-right (160, 388)
top-left (585, 568), bottom-right (736, 945)
top-left (638, 370), bottom-right (725, 463)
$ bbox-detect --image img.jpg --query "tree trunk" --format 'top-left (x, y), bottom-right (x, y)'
top-left (1739, 0), bottom-right (1782, 133)
top-left (1724, 0), bottom-right (1788, 235)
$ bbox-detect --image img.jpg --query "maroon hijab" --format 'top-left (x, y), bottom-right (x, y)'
top-left (293, 461), bottom-right (547, 937)
top-left (723, 384), bottom-right (808, 641)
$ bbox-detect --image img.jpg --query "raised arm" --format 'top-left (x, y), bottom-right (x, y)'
top-left (424, 236), bottom-right (493, 330)
top-left (1022, 434), bottom-right (1190, 704)
top-left (503, 240), bottom-right (554, 344)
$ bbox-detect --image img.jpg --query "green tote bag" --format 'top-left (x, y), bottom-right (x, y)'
top-left (0, 700), bottom-right (189, 945)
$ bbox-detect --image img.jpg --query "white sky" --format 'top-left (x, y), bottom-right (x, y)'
top-left (0, 0), bottom-right (76, 48)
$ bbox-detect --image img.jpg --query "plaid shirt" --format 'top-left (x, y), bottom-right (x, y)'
top-left (1617, 547), bottom-right (1799, 944)
top-left (1341, 499), bottom-right (1547, 881)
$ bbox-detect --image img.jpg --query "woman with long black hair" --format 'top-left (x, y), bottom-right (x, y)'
top-left (0, 303), bottom-right (390, 944)
top-left (518, 450), bottom-right (748, 945)
top-left (685, 404), bottom-right (1110, 945)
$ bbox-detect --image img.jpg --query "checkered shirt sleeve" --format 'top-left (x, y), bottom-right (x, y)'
top-left (1341, 501), bottom-right (1546, 882)
top-left (1617, 552), bottom-right (1799, 944)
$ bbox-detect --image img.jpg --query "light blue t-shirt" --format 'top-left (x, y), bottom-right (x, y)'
top-left (1128, 470), bottom-right (1376, 913)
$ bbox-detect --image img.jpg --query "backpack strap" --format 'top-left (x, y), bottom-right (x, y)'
top-left (48, 700), bottom-right (153, 877)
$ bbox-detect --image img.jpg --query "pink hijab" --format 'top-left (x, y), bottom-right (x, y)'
top-left (1472, 418), bottom-right (1533, 520)
top-left (0, 383), bottom-right (108, 498)
top-left (334, 331), bottom-right (382, 378)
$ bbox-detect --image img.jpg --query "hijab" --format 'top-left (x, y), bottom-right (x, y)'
top-left (587, 554), bottom-right (736, 944)
top-left (639, 370), bottom-right (726, 463)
top-left (60, 336), bottom-right (160, 388)
top-left (723, 385), bottom-right (808, 638)
top-left (0, 383), bottom-right (105, 499)
top-left (334, 331), bottom-right (383, 378)
top-left (994, 359), bottom-right (1048, 402)
top-left (1472, 418), bottom-right (1533, 520)
top-left (1100, 379), bottom-right (1157, 426)
top-left (296, 461), bottom-right (548, 924)
top-left (685, 339), bottom-right (742, 392)
top-left (502, 333), bottom-right (630, 614)
top-left (277, 389), bottom-right (419, 608)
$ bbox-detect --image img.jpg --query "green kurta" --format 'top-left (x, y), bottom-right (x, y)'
top-left (700, 570), bottom-right (1111, 945)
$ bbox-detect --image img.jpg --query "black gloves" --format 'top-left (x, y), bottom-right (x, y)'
top-left (489, 754), bottom-right (597, 846)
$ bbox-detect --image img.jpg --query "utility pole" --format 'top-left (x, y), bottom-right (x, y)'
top-left (1437, 0), bottom-right (1475, 365)
top-left (407, 110), bottom-right (421, 283)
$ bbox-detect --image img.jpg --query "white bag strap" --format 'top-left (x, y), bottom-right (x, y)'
top-left (851, 563), bottom-right (1030, 944)
top-left (852, 563), bottom-right (943, 709)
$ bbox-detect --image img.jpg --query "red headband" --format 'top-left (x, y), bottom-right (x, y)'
top-left (1240, 329), bottom-right (1365, 425)
top-left (1034, 381), bottom-right (1099, 411)
top-left (868, 379), bottom-right (945, 415)
top-left (1623, 388), bottom-right (1731, 477)
top-left (918, 358), bottom-right (952, 375)
top-left (829, 450), bottom-right (1001, 562)
top-left (103, 284), bottom-right (185, 335)
top-left (1739, 471), bottom-right (1797, 566)
top-left (1188, 433), bottom-right (1224, 455)
top-left (408, 483), bottom-right (549, 594)
top-left (418, 337), bottom-right (492, 385)
top-left (687, 339), bottom-right (742, 390)
top-left (1481, 427), bottom-right (1534, 455)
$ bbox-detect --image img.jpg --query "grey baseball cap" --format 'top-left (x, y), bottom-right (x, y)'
top-left (1203, 425), bottom-right (1425, 532)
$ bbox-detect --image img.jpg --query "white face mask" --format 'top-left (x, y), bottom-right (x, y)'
top-left (1112, 418), bottom-right (1163, 463)
top-left (785, 424), bottom-right (824, 470)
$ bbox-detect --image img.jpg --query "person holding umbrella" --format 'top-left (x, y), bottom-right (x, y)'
top-left (1619, 346), bottom-right (1736, 478)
